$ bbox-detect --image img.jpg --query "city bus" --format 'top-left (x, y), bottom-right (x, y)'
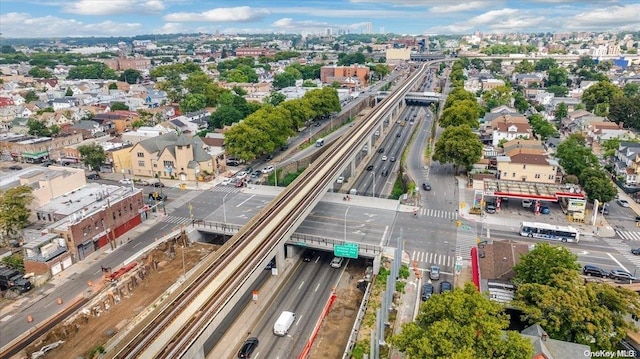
top-left (519, 221), bottom-right (580, 243)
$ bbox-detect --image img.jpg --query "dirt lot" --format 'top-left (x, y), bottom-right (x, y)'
top-left (308, 264), bottom-right (366, 359)
top-left (19, 240), bottom-right (215, 359)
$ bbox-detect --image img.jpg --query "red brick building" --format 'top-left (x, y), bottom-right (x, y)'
top-left (320, 65), bottom-right (370, 88)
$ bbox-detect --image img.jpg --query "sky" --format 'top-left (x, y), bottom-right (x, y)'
top-left (1, 0), bottom-right (639, 38)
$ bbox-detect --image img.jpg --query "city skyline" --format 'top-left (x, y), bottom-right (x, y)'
top-left (0, 0), bottom-right (639, 39)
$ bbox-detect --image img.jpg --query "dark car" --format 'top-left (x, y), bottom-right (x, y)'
top-left (632, 249), bottom-right (640, 256)
top-left (381, 169), bottom-right (389, 177)
top-left (366, 165), bottom-right (374, 171)
top-left (582, 265), bottom-right (608, 278)
top-left (265, 258), bottom-right (276, 270)
top-left (9, 165), bottom-right (23, 170)
top-left (303, 250), bottom-right (317, 262)
top-left (280, 145), bottom-right (289, 151)
top-left (226, 159), bottom-right (240, 167)
top-left (422, 183), bottom-right (431, 191)
top-left (439, 281), bottom-right (453, 293)
top-left (153, 182), bottom-right (165, 187)
top-left (421, 283), bottom-right (434, 301)
top-left (377, 148), bottom-right (384, 153)
top-left (238, 337), bottom-right (259, 358)
top-left (485, 204), bottom-right (497, 214)
top-left (396, 133), bottom-right (401, 137)
top-left (609, 269), bottom-right (636, 281)
top-left (86, 173), bottom-right (100, 180)
top-left (41, 160), bottom-right (56, 167)
top-left (251, 170), bottom-right (262, 178)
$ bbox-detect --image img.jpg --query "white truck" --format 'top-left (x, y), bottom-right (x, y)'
top-left (273, 311), bottom-right (296, 336)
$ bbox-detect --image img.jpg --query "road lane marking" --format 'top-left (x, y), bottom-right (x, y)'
top-left (296, 315), bottom-right (303, 326)
top-left (298, 280), bottom-right (305, 290)
top-left (236, 194), bottom-right (254, 207)
top-left (379, 225), bottom-right (389, 247)
top-left (314, 283), bottom-right (320, 292)
top-left (607, 252), bottom-right (630, 272)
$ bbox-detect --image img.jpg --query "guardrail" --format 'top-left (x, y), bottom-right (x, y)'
top-left (341, 281), bottom-right (373, 359)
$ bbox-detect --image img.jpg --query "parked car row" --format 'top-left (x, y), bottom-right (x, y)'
top-left (421, 280), bottom-right (453, 301)
top-left (582, 265), bottom-right (637, 281)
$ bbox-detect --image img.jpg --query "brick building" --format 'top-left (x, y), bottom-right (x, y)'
top-left (320, 65), bottom-right (370, 89)
top-left (100, 56), bottom-right (152, 71)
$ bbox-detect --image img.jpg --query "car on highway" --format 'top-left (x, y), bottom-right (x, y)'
top-left (396, 133), bottom-right (401, 138)
top-left (250, 170), bottom-right (262, 178)
top-left (366, 165), bottom-right (374, 171)
top-left (422, 183), bottom-right (431, 191)
top-left (390, 156), bottom-right (396, 162)
top-left (377, 148), bottom-right (384, 153)
top-left (330, 257), bottom-right (344, 268)
top-left (632, 248), bottom-right (640, 256)
top-left (617, 199), bottom-right (630, 207)
top-left (421, 283), bottom-right (434, 301)
top-left (9, 165), bottom-right (22, 170)
top-left (429, 265), bottom-right (440, 280)
top-left (381, 169), bottom-right (389, 177)
top-left (440, 281), bottom-right (453, 293)
top-left (237, 337), bottom-right (259, 358)
top-left (262, 165), bottom-right (274, 174)
top-left (609, 269), bottom-right (636, 281)
top-left (303, 250), bottom-right (317, 262)
top-left (381, 155), bottom-right (387, 161)
top-left (582, 265), bottom-right (608, 277)
top-left (119, 179), bottom-right (132, 185)
top-left (336, 176), bottom-right (344, 184)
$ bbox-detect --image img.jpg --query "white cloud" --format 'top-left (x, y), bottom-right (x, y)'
top-left (0, 12), bottom-right (142, 37)
top-left (424, 8), bottom-right (548, 34)
top-left (64, 0), bottom-right (164, 15)
top-left (164, 6), bottom-right (270, 22)
top-left (274, 7), bottom-right (411, 18)
top-left (466, 8), bottom-right (520, 25)
top-left (565, 4), bottom-right (640, 30)
top-left (154, 22), bottom-right (187, 34)
top-left (429, 1), bottom-right (494, 14)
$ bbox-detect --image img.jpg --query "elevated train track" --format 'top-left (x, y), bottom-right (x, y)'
top-left (108, 61), bottom-right (437, 359)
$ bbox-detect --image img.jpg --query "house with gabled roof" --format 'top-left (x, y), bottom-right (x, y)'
top-left (615, 142), bottom-right (640, 185)
top-left (490, 114), bottom-right (531, 147)
top-left (129, 132), bottom-right (218, 181)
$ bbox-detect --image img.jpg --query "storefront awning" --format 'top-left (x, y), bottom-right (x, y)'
top-left (22, 151), bottom-right (49, 159)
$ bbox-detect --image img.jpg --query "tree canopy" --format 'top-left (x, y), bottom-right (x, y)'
top-left (555, 134), bottom-right (599, 177)
top-left (581, 81), bottom-right (623, 116)
top-left (513, 243), bottom-right (581, 285)
top-left (67, 63), bottom-right (117, 80)
top-left (391, 284), bottom-right (533, 359)
top-left (78, 143), bottom-right (107, 173)
top-left (119, 69), bottom-right (142, 84)
top-left (0, 186), bottom-right (34, 246)
top-left (441, 100), bottom-right (481, 128)
top-left (528, 114), bottom-right (558, 141)
top-left (433, 125), bottom-right (483, 171)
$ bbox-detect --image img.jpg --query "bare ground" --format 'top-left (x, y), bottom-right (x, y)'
top-left (18, 241), bottom-right (215, 359)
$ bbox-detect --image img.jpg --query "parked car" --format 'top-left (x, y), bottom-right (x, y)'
top-left (226, 159), bottom-right (240, 167)
top-left (119, 179), bottom-right (132, 185)
top-left (153, 182), bottom-right (165, 187)
top-left (262, 165), bottom-right (275, 174)
top-left (221, 178), bottom-right (233, 186)
top-left (540, 206), bottom-right (550, 215)
top-left (86, 173), bottom-right (100, 180)
top-left (265, 259), bottom-right (276, 270)
top-left (421, 283), bottom-right (434, 301)
top-left (632, 248), bottom-right (640, 256)
top-left (422, 183), bottom-right (431, 191)
top-left (609, 269), bottom-right (636, 281)
top-left (336, 176), bottom-right (344, 184)
top-left (235, 171), bottom-right (248, 180)
top-left (251, 170), bottom-right (262, 178)
top-left (617, 199), bottom-right (630, 208)
top-left (9, 165), bottom-right (22, 170)
top-left (521, 199), bottom-right (533, 208)
top-left (601, 204), bottom-right (609, 215)
top-left (138, 180), bottom-right (151, 186)
top-left (429, 265), bottom-right (440, 280)
top-left (439, 281), bottom-right (453, 293)
top-left (485, 204), bottom-right (497, 214)
top-left (582, 265), bottom-right (608, 278)
top-left (237, 337), bottom-right (259, 358)
top-left (41, 160), bottom-right (56, 167)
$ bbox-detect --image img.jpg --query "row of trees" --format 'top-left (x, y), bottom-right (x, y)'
top-left (224, 87), bottom-right (340, 160)
top-left (433, 60), bottom-right (484, 172)
top-left (391, 243), bottom-right (640, 358)
top-left (583, 81), bottom-right (640, 127)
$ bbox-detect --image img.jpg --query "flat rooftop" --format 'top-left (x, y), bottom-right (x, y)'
top-left (483, 179), bottom-right (584, 200)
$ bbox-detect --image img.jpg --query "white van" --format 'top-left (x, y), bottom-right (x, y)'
top-left (273, 311), bottom-right (296, 336)
top-left (315, 138), bottom-right (325, 147)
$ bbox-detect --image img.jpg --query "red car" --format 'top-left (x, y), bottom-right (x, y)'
top-left (235, 180), bottom-right (244, 187)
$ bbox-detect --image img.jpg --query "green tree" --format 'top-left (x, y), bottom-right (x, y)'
top-left (623, 83), bottom-right (640, 98)
top-left (65, 87), bottom-right (73, 96)
top-left (554, 102), bottom-right (568, 121)
top-left (49, 124), bottom-right (60, 137)
top-left (0, 186), bottom-right (34, 246)
top-left (78, 143), bottom-right (107, 173)
top-left (534, 58), bottom-right (558, 71)
top-left (609, 96), bottom-right (640, 129)
top-left (555, 134), bottom-right (599, 177)
top-left (513, 243), bottom-right (581, 285)
top-left (546, 67), bottom-right (568, 87)
top-left (281, 98), bottom-right (314, 131)
top-left (513, 92), bottom-right (529, 113)
top-left (470, 58), bottom-right (485, 70)
top-left (528, 114), bottom-right (558, 141)
top-left (110, 102), bottom-right (129, 111)
top-left (232, 86), bottom-right (248, 96)
top-left (514, 268), bottom-right (640, 350)
top-left (482, 85), bottom-right (513, 111)
top-left (601, 138), bottom-right (621, 158)
top-left (513, 60), bottom-right (534, 74)
top-left (24, 90), bottom-right (38, 103)
top-left (486, 59), bottom-right (502, 73)
top-left (433, 125), bottom-right (483, 171)
top-left (441, 100), bottom-right (481, 128)
top-left (180, 93), bottom-right (207, 113)
top-left (444, 87), bottom-right (477, 110)
top-left (119, 69), bottom-right (142, 84)
top-left (391, 284), bottom-right (533, 359)
top-left (581, 81), bottom-right (623, 113)
top-left (131, 119), bottom-right (146, 129)
top-left (27, 119), bottom-right (50, 137)
top-left (265, 92), bottom-right (287, 107)
top-left (209, 105), bottom-right (244, 129)
top-left (28, 66), bottom-right (53, 78)
top-left (273, 72), bottom-right (296, 89)
top-left (302, 87), bottom-right (340, 120)
top-left (301, 80), bottom-right (317, 87)
top-left (580, 167), bottom-right (617, 203)
top-left (108, 82), bottom-right (118, 90)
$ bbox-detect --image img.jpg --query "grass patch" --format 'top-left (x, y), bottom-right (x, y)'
top-left (266, 167), bottom-right (307, 187)
top-left (389, 174), bottom-right (406, 200)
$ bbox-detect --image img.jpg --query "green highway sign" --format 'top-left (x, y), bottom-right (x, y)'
top-left (295, 242), bottom-right (308, 247)
top-left (334, 243), bottom-right (359, 259)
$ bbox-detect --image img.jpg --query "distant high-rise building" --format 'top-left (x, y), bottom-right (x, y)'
top-left (326, 27), bottom-right (332, 36)
top-left (365, 22), bottom-right (373, 34)
top-left (379, 25), bottom-right (385, 34)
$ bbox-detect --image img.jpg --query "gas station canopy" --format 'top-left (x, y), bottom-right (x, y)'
top-left (483, 179), bottom-right (585, 201)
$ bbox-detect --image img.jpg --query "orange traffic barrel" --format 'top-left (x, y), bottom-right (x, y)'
top-left (57, 297), bottom-right (63, 305)
top-left (27, 315), bottom-right (33, 323)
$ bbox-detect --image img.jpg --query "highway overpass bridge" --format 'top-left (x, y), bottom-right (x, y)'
top-left (106, 60), bottom-right (451, 359)
top-left (376, 90), bottom-right (441, 105)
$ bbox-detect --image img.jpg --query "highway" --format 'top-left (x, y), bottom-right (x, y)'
top-left (107, 61), bottom-right (434, 359)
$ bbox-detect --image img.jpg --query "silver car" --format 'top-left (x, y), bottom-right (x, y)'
top-left (429, 265), bottom-right (440, 280)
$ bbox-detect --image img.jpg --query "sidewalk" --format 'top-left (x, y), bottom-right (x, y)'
top-left (389, 268), bottom-right (419, 359)
top-left (456, 177), bottom-right (616, 239)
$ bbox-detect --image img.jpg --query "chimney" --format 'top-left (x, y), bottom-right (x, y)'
top-left (541, 332), bottom-right (548, 341)
top-left (619, 122), bottom-right (624, 129)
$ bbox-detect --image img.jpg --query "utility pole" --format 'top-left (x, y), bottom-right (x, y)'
top-left (106, 195), bottom-right (116, 250)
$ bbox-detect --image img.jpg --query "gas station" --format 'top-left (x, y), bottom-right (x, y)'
top-left (472, 179), bottom-right (588, 221)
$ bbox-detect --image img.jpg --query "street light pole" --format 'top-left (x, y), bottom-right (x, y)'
top-left (344, 206), bottom-right (350, 242)
top-left (371, 172), bottom-right (376, 198)
top-left (195, 164), bottom-right (200, 190)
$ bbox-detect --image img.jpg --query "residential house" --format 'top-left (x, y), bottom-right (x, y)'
top-left (9, 117), bottom-right (30, 134)
top-left (490, 114), bottom-right (531, 147)
top-left (480, 78), bottom-right (505, 91)
top-left (64, 120), bottom-right (105, 139)
top-left (144, 89), bottom-right (168, 108)
top-left (129, 132), bottom-right (217, 181)
top-left (51, 98), bottom-right (77, 111)
top-left (586, 121), bottom-right (628, 144)
top-left (512, 73), bottom-right (545, 87)
top-left (23, 233), bottom-right (73, 277)
top-left (615, 142), bottom-right (640, 185)
top-left (39, 111), bottom-right (71, 127)
top-left (519, 324), bottom-right (591, 359)
top-left (550, 97), bottom-right (580, 111)
top-left (497, 140), bottom-right (559, 184)
top-left (121, 125), bottom-right (175, 145)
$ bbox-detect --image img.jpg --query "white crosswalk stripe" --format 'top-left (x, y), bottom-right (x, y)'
top-left (419, 208), bottom-right (458, 220)
top-left (411, 251), bottom-right (454, 268)
top-left (163, 216), bottom-right (192, 225)
top-left (605, 237), bottom-right (640, 269)
top-left (616, 230), bottom-right (640, 241)
top-left (210, 186), bottom-right (241, 193)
